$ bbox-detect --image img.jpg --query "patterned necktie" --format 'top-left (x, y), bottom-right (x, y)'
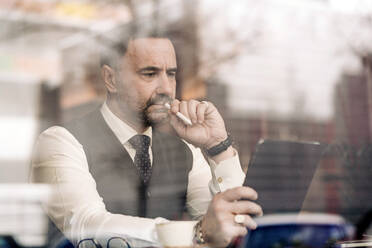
top-left (129, 135), bottom-right (152, 184)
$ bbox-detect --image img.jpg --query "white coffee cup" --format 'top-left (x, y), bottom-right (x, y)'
top-left (156, 220), bottom-right (197, 248)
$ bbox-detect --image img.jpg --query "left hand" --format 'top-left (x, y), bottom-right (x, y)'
top-left (168, 99), bottom-right (228, 149)
top-left (201, 186), bottom-right (263, 247)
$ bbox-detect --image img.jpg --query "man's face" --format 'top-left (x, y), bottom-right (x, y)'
top-left (115, 38), bottom-right (177, 127)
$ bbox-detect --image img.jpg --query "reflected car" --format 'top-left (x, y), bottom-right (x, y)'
top-left (240, 213), bottom-right (354, 248)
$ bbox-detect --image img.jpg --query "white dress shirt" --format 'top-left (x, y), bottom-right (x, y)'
top-left (31, 103), bottom-right (245, 247)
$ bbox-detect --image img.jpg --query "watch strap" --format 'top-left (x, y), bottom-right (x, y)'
top-left (206, 134), bottom-right (233, 157)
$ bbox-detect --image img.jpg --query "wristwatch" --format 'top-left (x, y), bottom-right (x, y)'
top-left (193, 220), bottom-right (207, 245)
top-left (205, 134), bottom-right (233, 157)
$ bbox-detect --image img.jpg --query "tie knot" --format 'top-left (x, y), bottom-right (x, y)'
top-left (129, 135), bottom-right (151, 152)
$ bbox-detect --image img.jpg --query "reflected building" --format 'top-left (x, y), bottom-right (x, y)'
top-left (331, 71), bottom-right (372, 223)
top-left (206, 64), bottom-right (372, 223)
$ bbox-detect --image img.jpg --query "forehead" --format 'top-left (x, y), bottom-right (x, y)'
top-left (124, 38), bottom-right (176, 69)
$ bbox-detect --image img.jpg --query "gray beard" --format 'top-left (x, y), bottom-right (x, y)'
top-left (143, 107), bottom-right (169, 127)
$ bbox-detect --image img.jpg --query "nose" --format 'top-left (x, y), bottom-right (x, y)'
top-left (156, 71), bottom-right (173, 96)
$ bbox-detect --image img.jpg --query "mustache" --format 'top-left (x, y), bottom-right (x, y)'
top-left (145, 94), bottom-right (173, 109)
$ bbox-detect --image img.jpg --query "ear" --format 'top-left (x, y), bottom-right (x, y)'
top-left (101, 65), bottom-right (117, 93)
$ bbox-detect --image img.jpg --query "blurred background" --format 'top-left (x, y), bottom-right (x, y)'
top-left (1, 0), bottom-right (372, 247)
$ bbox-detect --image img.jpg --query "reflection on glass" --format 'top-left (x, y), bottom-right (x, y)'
top-left (77, 237), bottom-right (131, 248)
top-left (245, 224), bottom-right (347, 248)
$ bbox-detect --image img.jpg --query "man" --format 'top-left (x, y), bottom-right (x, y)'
top-left (31, 35), bottom-right (262, 247)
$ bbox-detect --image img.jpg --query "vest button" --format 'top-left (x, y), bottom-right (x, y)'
top-left (147, 191), bottom-right (151, 197)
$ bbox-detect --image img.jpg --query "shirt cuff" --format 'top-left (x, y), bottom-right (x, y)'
top-left (207, 149), bottom-right (246, 194)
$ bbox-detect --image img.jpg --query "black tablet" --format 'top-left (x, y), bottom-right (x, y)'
top-left (243, 139), bottom-right (327, 214)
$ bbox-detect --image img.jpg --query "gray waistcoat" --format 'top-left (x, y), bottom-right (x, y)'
top-left (64, 109), bottom-right (193, 219)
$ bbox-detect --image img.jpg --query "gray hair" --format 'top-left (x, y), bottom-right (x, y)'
top-left (98, 25), bottom-right (171, 70)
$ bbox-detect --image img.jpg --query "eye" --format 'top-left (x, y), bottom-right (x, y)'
top-left (142, 72), bottom-right (157, 78)
top-left (167, 71), bottom-right (176, 77)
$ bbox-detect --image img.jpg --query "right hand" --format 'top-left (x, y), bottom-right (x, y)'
top-left (168, 99), bottom-right (228, 149)
top-left (200, 186), bottom-right (263, 247)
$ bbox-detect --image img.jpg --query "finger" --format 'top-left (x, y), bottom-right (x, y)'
top-left (170, 99), bottom-right (180, 114)
top-left (187, 100), bottom-right (199, 124)
top-left (233, 215), bottom-right (258, 230)
top-left (230, 201), bottom-right (263, 217)
top-left (219, 225), bottom-right (247, 245)
top-left (221, 186), bottom-right (258, 202)
top-left (245, 215), bottom-right (258, 230)
top-left (169, 100), bottom-right (186, 128)
top-left (196, 101), bottom-right (208, 124)
top-left (179, 100), bottom-right (191, 120)
top-left (229, 225), bottom-right (249, 237)
top-left (169, 113), bottom-right (186, 135)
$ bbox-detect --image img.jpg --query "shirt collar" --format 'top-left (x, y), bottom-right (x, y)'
top-left (100, 102), bottom-right (152, 146)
